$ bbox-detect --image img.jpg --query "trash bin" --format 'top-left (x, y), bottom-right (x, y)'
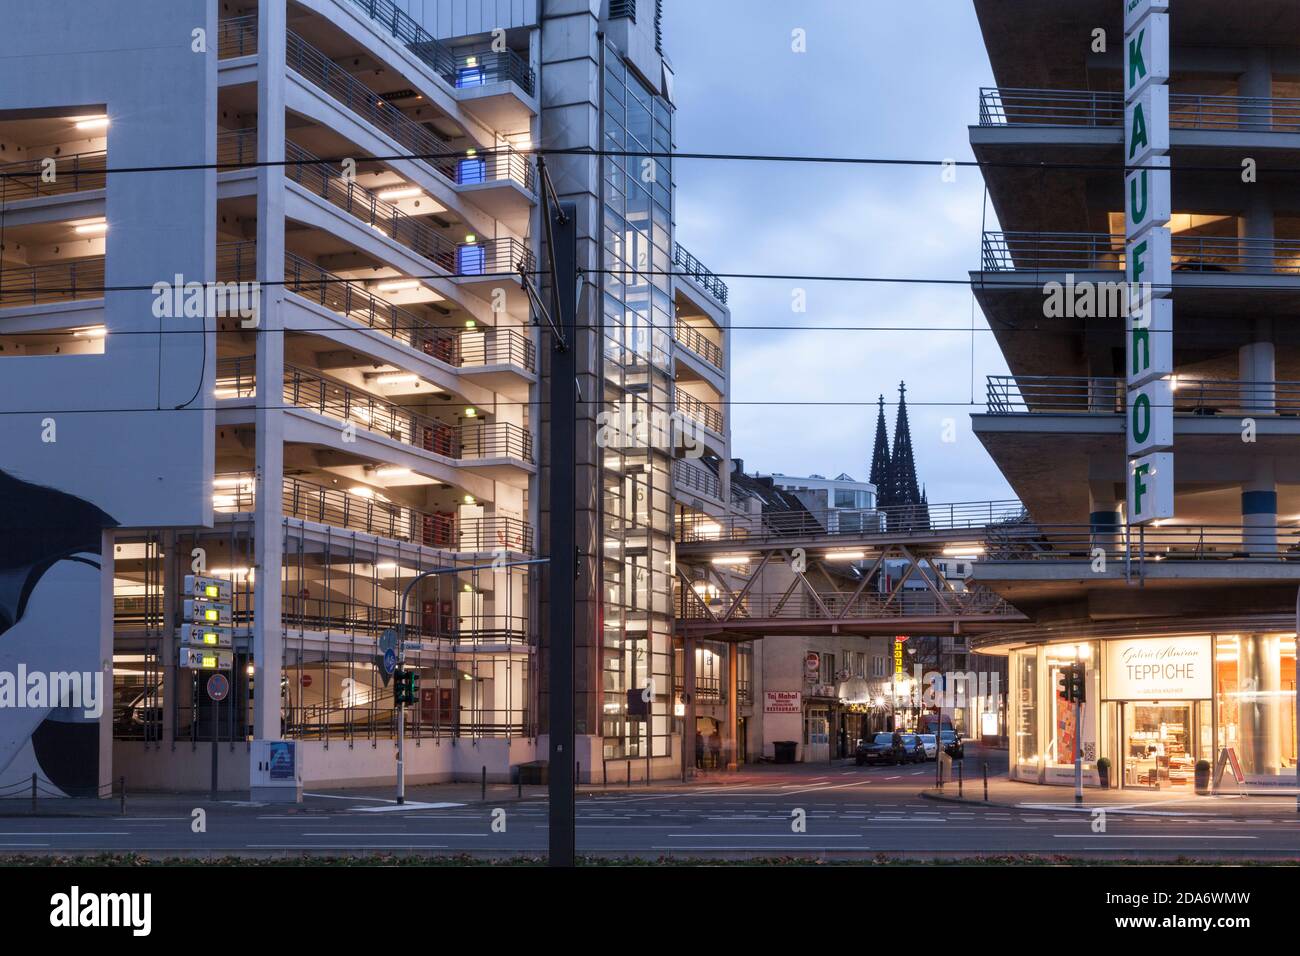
top-left (774, 741), bottom-right (798, 764)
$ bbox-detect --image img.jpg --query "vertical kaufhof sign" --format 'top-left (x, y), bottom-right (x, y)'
top-left (1124, 0), bottom-right (1174, 524)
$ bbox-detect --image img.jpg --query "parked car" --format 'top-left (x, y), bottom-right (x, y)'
top-left (940, 730), bottom-right (964, 759)
top-left (918, 733), bottom-right (939, 760)
top-left (856, 733), bottom-right (899, 765)
top-left (896, 733), bottom-right (928, 763)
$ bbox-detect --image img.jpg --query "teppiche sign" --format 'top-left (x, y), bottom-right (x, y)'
top-left (1104, 636), bottom-right (1212, 700)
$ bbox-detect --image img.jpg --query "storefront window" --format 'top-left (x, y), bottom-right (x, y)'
top-left (1012, 648), bottom-right (1038, 779)
top-left (1215, 633), bottom-right (1297, 780)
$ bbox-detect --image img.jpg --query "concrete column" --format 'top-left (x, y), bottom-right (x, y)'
top-left (161, 530), bottom-right (177, 746)
top-left (252, 0), bottom-right (288, 740)
top-left (725, 641), bottom-right (739, 769)
top-left (1238, 190), bottom-right (1274, 276)
top-left (1238, 633), bottom-right (1283, 775)
top-left (682, 635), bottom-right (697, 775)
top-left (1088, 481), bottom-right (1123, 553)
top-left (1240, 48), bottom-right (1273, 131)
top-left (1239, 333), bottom-right (1275, 413)
top-left (1242, 459), bottom-right (1278, 555)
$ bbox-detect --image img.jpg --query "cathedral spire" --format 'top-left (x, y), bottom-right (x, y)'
top-left (889, 381), bottom-right (920, 509)
top-left (869, 394), bottom-right (892, 506)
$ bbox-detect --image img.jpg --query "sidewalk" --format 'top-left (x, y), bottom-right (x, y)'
top-left (922, 772), bottom-right (1300, 817)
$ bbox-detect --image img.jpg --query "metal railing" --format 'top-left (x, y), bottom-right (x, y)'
top-left (674, 319), bottom-right (724, 369)
top-left (981, 230), bottom-right (1300, 274)
top-left (0, 257), bottom-right (105, 309)
top-left (338, 0), bottom-right (534, 96)
top-left (283, 592), bottom-right (528, 644)
top-left (287, 30), bottom-right (534, 193)
top-left (673, 243), bottom-right (729, 304)
top-left (217, 241), bottom-right (534, 373)
top-left (674, 459), bottom-right (722, 500)
top-left (0, 150), bottom-right (106, 204)
top-left (216, 128), bottom-right (256, 168)
top-left (675, 390), bottom-right (724, 434)
top-left (214, 355), bottom-right (534, 464)
top-left (285, 140), bottom-right (535, 278)
top-left (979, 87), bottom-right (1300, 133)
top-left (985, 524), bottom-right (1300, 562)
top-left (218, 14), bottom-right (258, 59)
top-left (458, 326), bottom-right (536, 372)
top-left (987, 375), bottom-right (1300, 415)
top-left (677, 498), bottom-right (1025, 544)
top-left (214, 471), bottom-right (533, 553)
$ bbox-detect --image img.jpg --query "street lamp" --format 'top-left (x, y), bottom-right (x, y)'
top-left (393, 557), bottom-right (549, 803)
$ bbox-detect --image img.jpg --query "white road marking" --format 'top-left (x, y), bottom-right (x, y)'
top-left (353, 801), bottom-right (465, 813)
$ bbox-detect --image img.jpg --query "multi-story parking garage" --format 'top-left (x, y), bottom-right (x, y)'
top-left (969, 0), bottom-right (1300, 789)
top-left (0, 0), bottom-right (734, 793)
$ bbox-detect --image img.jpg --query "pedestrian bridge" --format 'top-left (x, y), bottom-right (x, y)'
top-left (675, 499), bottom-right (1029, 640)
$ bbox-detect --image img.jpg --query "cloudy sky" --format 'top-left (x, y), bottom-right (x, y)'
top-left (664, 1), bottom-right (1015, 504)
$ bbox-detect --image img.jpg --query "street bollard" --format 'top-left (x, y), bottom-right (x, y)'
top-left (31, 772), bottom-right (36, 813)
top-left (120, 775), bottom-right (126, 816)
top-left (481, 765), bottom-right (486, 801)
top-left (983, 761), bottom-right (989, 801)
top-left (938, 760), bottom-right (944, 791)
top-left (517, 777), bottom-right (522, 799)
top-left (958, 760), bottom-right (963, 798)
top-left (603, 758), bottom-right (608, 788)
top-left (626, 761), bottom-right (631, 788)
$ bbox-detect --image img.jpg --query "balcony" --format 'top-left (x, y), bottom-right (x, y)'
top-left (674, 319), bottom-right (723, 370)
top-left (283, 139), bottom-right (535, 279)
top-left (286, 30), bottom-right (534, 194)
top-left (675, 390), bottom-right (724, 436)
top-left (673, 243), bottom-right (728, 305)
top-left (214, 355), bottom-right (534, 465)
top-left (0, 257), bottom-right (104, 310)
top-left (218, 14), bottom-right (258, 60)
top-left (214, 471), bottom-right (533, 553)
top-left (673, 459), bottom-right (722, 501)
top-left (979, 87), bottom-right (1300, 134)
top-left (217, 241), bottom-right (534, 374)
top-left (987, 375), bottom-right (1300, 417)
top-left (336, 0), bottom-right (534, 97)
top-left (981, 231), bottom-right (1300, 275)
top-left (0, 150), bottom-right (106, 205)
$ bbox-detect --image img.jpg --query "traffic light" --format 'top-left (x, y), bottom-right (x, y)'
top-left (1057, 665), bottom-right (1073, 703)
top-left (1069, 661), bottom-right (1087, 703)
top-left (393, 667), bottom-right (419, 707)
top-left (1058, 661), bottom-right (1086, 704)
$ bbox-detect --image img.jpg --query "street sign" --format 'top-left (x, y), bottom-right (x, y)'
top-left (179, 647), bottom-right (234, 670)
top-left (383, 648), bottom-right (398, 675)
top-left (179, 624), bottom-right (233, 648)
top-left (184, 573), bottom-right (232, 603)
top-left (380, 629), bottom-right (398, 654)
top-left (206, 672), bottom-right (230, 702)
top-left (184, 598), bottom-right (232, 627)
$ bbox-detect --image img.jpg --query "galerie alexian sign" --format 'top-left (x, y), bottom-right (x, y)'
top-left (1104, 636), bottom-right (1212, 700)
top-left (1124, 0), bottom-right (1174, 524)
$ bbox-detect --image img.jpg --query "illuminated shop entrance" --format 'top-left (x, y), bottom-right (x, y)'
top-left (1113, 700), bottom-right (1210, 789)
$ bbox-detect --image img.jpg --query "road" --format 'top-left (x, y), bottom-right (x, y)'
top-left (4, 755), bottom-right (1300, 858)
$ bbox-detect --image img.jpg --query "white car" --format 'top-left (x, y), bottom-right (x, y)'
top-left (918, 734), bottom-right (939, 760)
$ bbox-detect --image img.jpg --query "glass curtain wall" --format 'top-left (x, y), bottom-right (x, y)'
top-left (599, 48), bottom-right (675, 761)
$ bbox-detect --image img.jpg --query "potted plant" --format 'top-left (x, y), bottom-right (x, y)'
top-left (1096, 756), bottom-right (1111, 789)
top-left (1195, 759), bottom-right (1212, 794)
